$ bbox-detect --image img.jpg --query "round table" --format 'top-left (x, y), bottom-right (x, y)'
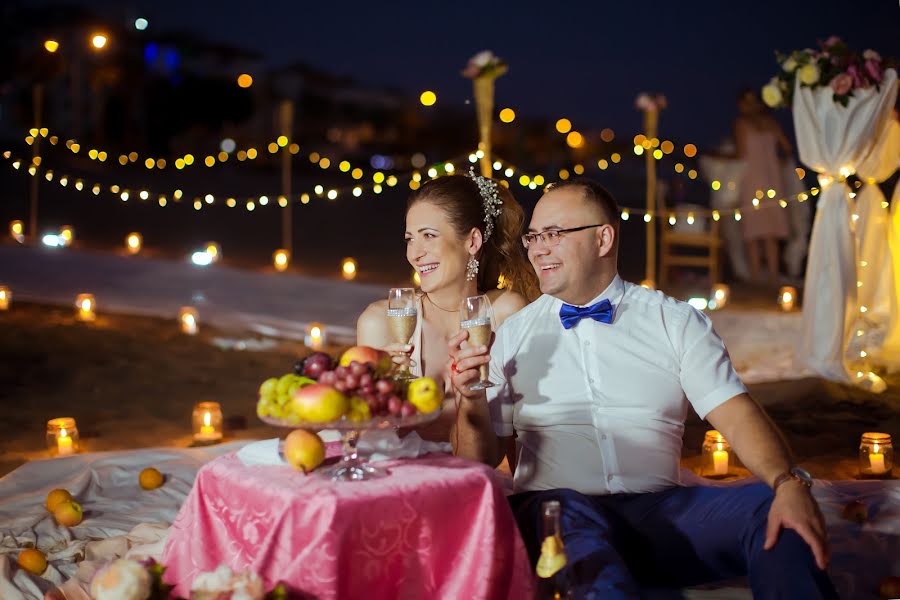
top-left (161, 448), bottom-right (534, 599)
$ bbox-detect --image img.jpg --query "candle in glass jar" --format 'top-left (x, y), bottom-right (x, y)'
top-left (58, 428), bottom-right (74, 455)
top-left (713, 447), bottom-right (729, 476)
top-left (870, 444), bottom-right (886, 475)
top-left (200, 412), bottom-right (214, 436)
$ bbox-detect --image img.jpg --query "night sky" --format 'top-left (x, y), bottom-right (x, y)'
top-left (24, 0), bottom-right (900, 147)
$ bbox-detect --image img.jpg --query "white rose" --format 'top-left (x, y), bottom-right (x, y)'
top-left (782, 57), bottom-right (798, 72)
top-left (90, 559), bottom-right (152, 600)
top-left (761, 81), bottom-right (783, 108)
top-left (470, 50), bottom-right (495, 68)
top-left (863, 49), bottom-right (881, 61)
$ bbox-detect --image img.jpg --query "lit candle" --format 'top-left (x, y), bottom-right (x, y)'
top-left (0, 286), bottom-right (9, 310)
top-left (870, 444), bottom-right (886, 475)
top-left (179, 307), bottom-right (198, 335)
top-left (75, 293), bottom-right (96, 321)
top-left (341, 258), bottom-right (357, 281)
top-left (10, 220), bottom-right (24, 243)
top-left (59, 225), bottom-right (74, 247)
top-left (778, 286), bottom-right (796, 311)
top-left (713, 447), bottom-right (729, 476)
top-left (200, 412), bottom-right (214, 436)
top-left (640, 279), bottom-right (655, 290)
top-left (710, 284), bottom-right (729, 310)
top-left (126, 232), bottom-right (142, 254)
top-left (57, 428), bottom-right (74, 456)
top-left (306, 323), bottom-right (325, 350)
top-left (273, 249), bottom-right (290, 272)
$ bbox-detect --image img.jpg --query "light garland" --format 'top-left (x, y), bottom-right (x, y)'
top-left (2, 149), bottom-right (471, 213)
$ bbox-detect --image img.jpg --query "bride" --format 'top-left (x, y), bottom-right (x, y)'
top-left (356, 173), bottom-right (539, 443)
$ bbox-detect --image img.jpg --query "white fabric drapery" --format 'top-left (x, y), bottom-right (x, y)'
top-left (878, 180), bottom-right (900, 370)
top-left (792, 69), bottom-right (897, 383)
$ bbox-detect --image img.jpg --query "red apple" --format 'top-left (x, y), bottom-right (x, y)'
top-left (878, 576), bottom-right (900, 599)
top-left (339, 346), bottom-right (391, 374)
top-left (841, 500), bottom-right (868, 524)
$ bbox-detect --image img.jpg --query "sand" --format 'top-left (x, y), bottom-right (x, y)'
top-left (2, 301), bottom-right (898, 481)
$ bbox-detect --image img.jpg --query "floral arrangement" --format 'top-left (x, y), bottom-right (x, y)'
top-left (762, 36), bottom-right (895, 108)
top-left (461, 50), bottom-right (508, 79)
top-left (635, 93), bottom-right (667, 112)
top-left (88, 559), bottom-right (286, 600)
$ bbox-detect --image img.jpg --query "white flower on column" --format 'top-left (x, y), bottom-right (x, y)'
top-left (762, 79), bottom-right (784, 107)
top-left (470, 50), bottom-right (495, 68)
top-left (798, 64), bottom-right (820, 85)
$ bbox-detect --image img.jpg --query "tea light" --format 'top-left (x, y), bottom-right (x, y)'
top-left (709, 284), bottom-right (730, 310)
top-left (702, 430), bottom-right (732, 478)
top-left (273, 249), bottom-right (290, 272)
top-left (126, 232), bottom-right (142, 254)
top-left (46, 417), bottom-right (79, 456)
top-left (640, 279), bottom-right (655, 290)
top-left (413, 271), bottom-right (421, 286)
top-left (75, 293), bottom-right (96, 321)
top-left (341, 258), bottom-right (357, 281)
top-left (10, 220), bottom-right (24, 243)
top-left (179, 307), bottom-right (198, 335)
top-left (305, 322), bottom-right (325, 350)
top-left (778, 286), bottom-right (796, 311)
top-left (192, 402), bottom-right (223, 443)
top-left (859, 432), bottom-right (893, 478)
top-left (59, 225), bottom-right (74, 247)
top-left (0, 286), bottom-right (9, 310)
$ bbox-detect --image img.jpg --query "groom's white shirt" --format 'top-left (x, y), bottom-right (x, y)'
top-left (487, 274), bottom-right (747, 495)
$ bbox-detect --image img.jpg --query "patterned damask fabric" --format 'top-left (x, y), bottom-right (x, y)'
top-left (161, 451), bottom-right (534, 599)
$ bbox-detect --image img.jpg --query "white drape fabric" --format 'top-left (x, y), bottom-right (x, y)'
top-left (792, 69), bottom-right (897, 383)
top-left (878, 180), bottom-right (900, 370)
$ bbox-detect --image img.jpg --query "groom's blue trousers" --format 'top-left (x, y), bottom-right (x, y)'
top-left (509, 483), bottom-right (839, 599)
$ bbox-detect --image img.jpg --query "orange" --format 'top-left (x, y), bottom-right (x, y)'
top-left (45, 488), bottom-right (73, 512)
top-left (139, 467), bottom-right (164, 490)
top-left (17, 548), bottom-right (48, 575)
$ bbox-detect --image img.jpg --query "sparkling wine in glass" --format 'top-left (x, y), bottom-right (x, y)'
top-left (387, 287), bottom-right (418, 378)
top-left (460, 295), bottom-right (495, 391)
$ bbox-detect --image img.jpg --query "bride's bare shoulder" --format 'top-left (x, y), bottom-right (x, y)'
top-left (485, 289), bottom-right (529, 326)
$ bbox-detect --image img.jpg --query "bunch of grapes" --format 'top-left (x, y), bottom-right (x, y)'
top-left (319, 361), bottom-right (418, 418)
top-left (257, 373), bottom-right (313, 419)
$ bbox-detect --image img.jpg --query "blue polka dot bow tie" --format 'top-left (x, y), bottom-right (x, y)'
top-left (559, 298), bottom-right (615, 329)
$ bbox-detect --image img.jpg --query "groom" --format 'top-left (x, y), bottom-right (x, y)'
top-left (448, 179), bottom-right (838, 598)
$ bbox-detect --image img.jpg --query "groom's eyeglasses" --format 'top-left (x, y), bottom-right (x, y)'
top-left (521, 224), bottom-right (605, 249)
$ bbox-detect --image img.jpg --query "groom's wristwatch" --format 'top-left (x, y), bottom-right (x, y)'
top-left (772, 466), bottom-right (814, 493)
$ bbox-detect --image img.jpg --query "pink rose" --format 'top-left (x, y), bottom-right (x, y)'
top-left (823, 35), bottom-right (842, 48)
top-left (864, 59), bottom-right (883, 83)
top-left (655, 94), bottom-right (668, 110)
top-left (846, 64), bottom-right (863, 88)
top-left (830, 73), bottom-right (853, 96)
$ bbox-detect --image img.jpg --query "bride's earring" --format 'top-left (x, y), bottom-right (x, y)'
top-left (466, 256), bottom-right (479, 281)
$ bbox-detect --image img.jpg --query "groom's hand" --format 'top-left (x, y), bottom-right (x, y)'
top-left (764, 481), bottom-right (829, 569)
top-left (447, 330), bottom-right (492, 399)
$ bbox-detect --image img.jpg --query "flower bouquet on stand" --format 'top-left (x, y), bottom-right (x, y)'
top-left (763, 36), bottom-right (897, 389)
top-left (762, 36), bottom-right (894, 109)
top-left (462, 50), bottom-right (508, 177)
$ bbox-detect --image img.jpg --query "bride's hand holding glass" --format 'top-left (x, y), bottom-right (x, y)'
top-left (386, 288), bottom-right (418, 376)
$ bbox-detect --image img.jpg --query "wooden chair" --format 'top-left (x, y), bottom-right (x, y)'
top-left (657, 185), bottom-right (722, 288)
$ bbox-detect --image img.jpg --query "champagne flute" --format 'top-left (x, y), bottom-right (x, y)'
top-left (460, 295), bottom-right (495, 390)
top-left (387, 287), bottom-right (418, 379)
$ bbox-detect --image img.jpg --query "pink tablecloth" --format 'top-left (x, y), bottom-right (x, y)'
top-left (161, 451), bottom-right (534, 599)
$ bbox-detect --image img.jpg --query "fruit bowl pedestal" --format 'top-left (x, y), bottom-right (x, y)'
top-left (259, 410), bottom-right (442, 481)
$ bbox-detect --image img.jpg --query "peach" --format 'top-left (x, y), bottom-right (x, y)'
top-left (17, 548), bottom-right (47, 575)
top-left (291, 383), bottom-right (349, 422)
top-left (339, 346), bottom-right (391, 373)
top-left (283, 429), bottom-right (326, 473)
top-left (46, 488), bottom-right (73, 512)
top-left (52, 500), bottom-right (83, 527)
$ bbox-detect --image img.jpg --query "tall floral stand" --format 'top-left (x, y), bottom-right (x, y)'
top-left (793, 68), bottom-right (897, 388)
top-left (472, 70), bottom-right (505, 178)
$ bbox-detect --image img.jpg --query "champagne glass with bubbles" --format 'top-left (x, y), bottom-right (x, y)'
top-left (387, 288), bottom-right (418, 379)
top-left (460, 295), bottom-right (495, 390)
